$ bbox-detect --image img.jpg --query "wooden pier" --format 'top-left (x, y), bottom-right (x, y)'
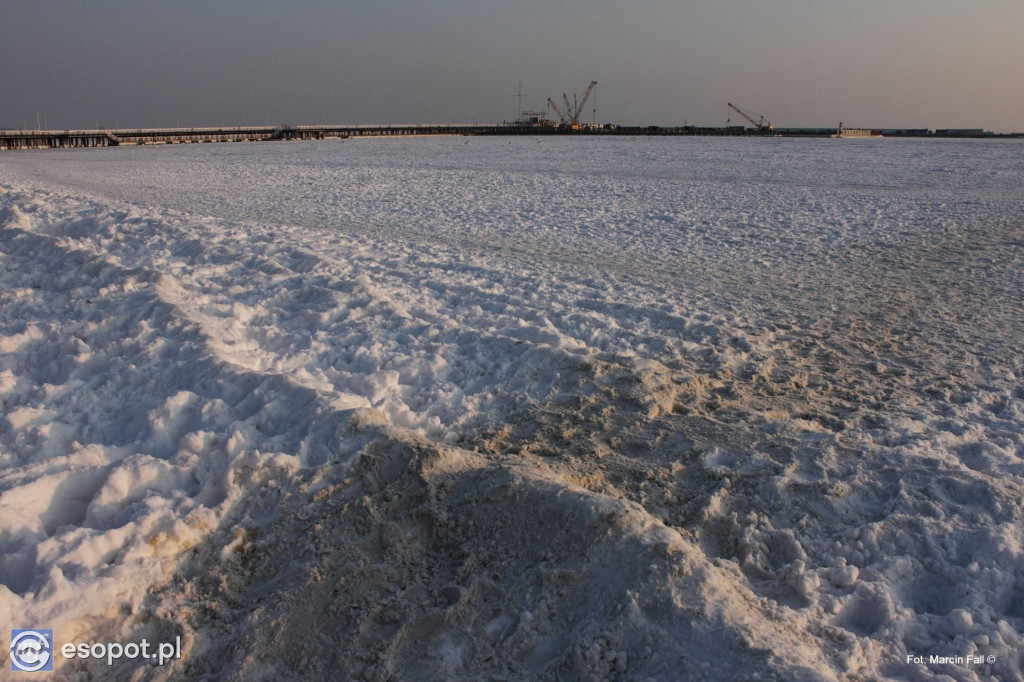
top-left (0, 124), bottom-right (524, 150)
top-left (0, 122), bottom-right (781, 150)
top-left (4, 122), bottom-right (1018, 150)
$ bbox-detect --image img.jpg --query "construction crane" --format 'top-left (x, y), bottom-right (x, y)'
top-left (547, 98), bottom-right (568, 126)
top-left (574, 81), bottom-right (597, 127)
top-left (547, 81), bottom-right (598, 129)
top-left (727, 103), bottom-right (773, 131)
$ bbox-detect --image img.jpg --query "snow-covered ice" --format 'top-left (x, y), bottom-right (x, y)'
top-left (1, 136), bottom-right (1023, 680)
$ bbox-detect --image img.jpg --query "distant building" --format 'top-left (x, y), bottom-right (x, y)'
top-left (514, 111), bottom-right (553, 126)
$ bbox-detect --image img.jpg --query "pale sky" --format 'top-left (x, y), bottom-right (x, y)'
top-left (2, 0), bottom-right (1022, 132)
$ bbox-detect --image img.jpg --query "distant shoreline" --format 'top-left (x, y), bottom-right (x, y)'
top-left (2, 123), bottom-right (1021, 150)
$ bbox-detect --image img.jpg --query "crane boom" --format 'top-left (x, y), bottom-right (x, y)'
top-left (547, 82), bottom-right (599, 128)
top-left (574, 81), bottom-right (598, 125)
top-left (548, 98), bottom-right (565, 124)
top-left (547, 98), bottom-right (568, 125)
top-left (727, 102), bottom-right (772, 131)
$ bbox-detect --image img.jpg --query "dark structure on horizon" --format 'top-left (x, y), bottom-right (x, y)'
top-left (1, 123), bottom-right (1017, 150)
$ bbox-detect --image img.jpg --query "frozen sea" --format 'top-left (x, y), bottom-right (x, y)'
top-left (1, 136), bottom-right (1023, 680)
